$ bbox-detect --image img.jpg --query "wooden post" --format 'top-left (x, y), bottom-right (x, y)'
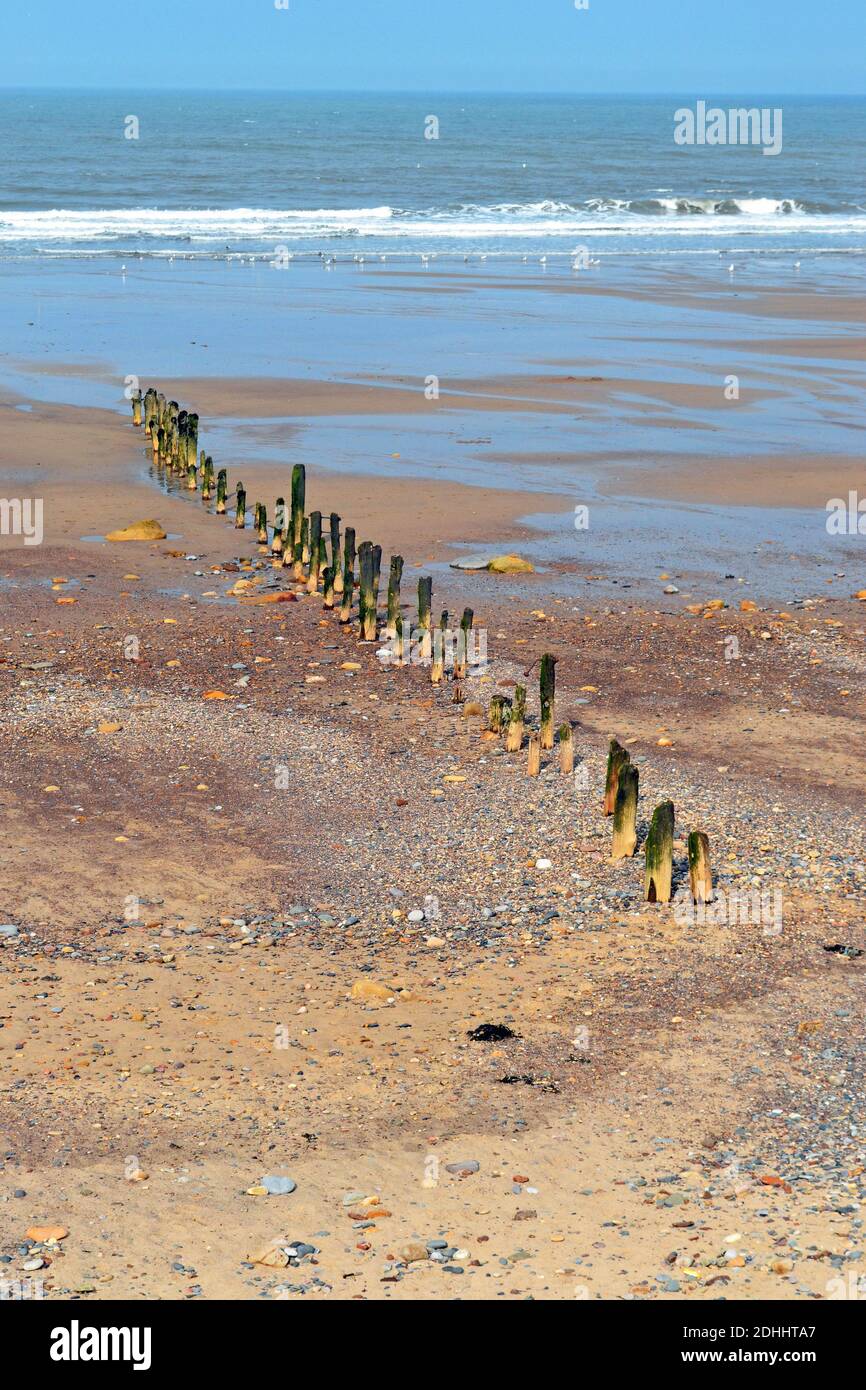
top-left (216, 469), bottom-right (227, 514)
top-left (611, 764), bottom-right (639, 860)
top-left (235, 482), bottom-right (246, 529)
top-left (505, 704), bottom-right (524, 752)
top-left (256, 503), bottom-right (268, 544)
top-left (527, 733), bottom-right (541, 777)
top-left (488, 694), bottom-right (511, 732)
top-left (358, 542), bottom-right (381, 640)
top-left (394, 614), bottom-right (408, 665)
top-left (131, 389), bottom-right (143, 426)
top-left (558, 723), bottom-right (574, 775)
top-left (455, 608), bottom-right (474, 680)
top-left (186, 414), bottom-right (199, 471)
top-left (431, 610), bottom-right (448, 684)
top-left (201, 458), bottom-right (213, 500)
top-left (604, 738), bottom-right (630, 816)
top-left (339, 527), bottom-right (356, 623)
top-left (156, 426), bottom-right (167, 461)
top-left (186, 460), bottom-right (197, 490)
top-left (358, 542), bottom-right (372, 637)
top-left (290, 465), bottom-right (306, 579)
top-left (143, 389), bottom-right (157, 435)
top-left (176, 411), bottom-right (187, 468)
top-left (417, 577), bottom-right (432, 660)
top-left (329, 513), bottom-right (342, 592)
top-left (272, 497), bottom-right (285, 562)
top-left (540, 654), bottom-right (557, 750)
top-left (322, 565), bottom-right (335, 609)
top-left (645, 801), bottom-right (675, 902)
top-left (688, 831), bottom-right (713, 905)
top-left (307, 512), bottom-right (322, 591)
top-left (385, 556), bottom-right (404, 639)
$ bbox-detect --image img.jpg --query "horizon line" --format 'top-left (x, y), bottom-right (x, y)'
top-left (1, 86), bottom-right (865, 98)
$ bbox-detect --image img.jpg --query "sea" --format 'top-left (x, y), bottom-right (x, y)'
top-left (2, 90), bottom-right (863, 600)
top-left (1, 91), bottom-right (865, 262)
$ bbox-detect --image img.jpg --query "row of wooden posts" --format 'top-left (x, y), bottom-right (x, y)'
top-left (485, 662), bottom-right (711, 907)
top-left (132, 385), bottom-right (712, 909)
top-left (604, 737), bottom-right (712, 906)
top-left (133, 385), bottom-right (480, 675)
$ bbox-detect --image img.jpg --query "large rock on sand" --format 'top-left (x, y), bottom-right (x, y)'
top-left (450, 553), bottom-right (534, 574)
top-left (486, 554), bottom-right (534, 573)
top-left (106, 519), bottom-right (167, 541)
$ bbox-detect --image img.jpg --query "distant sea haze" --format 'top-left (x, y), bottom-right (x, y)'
top-left (1, 91), bottom-right (864, 258)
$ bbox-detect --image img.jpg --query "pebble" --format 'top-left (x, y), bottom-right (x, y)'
top-left (260, 1175), bottom-right (297, 1196)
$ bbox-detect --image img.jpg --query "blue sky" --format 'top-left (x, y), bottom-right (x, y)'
top-left (3, 0), bottom-right (864, 93)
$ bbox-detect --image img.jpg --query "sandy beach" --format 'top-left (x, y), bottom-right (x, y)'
top-left (1, 253), bottom-right (864, 1303)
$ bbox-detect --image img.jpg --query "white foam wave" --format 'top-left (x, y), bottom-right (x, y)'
top-left (0, 202), bottom-right (863, 245)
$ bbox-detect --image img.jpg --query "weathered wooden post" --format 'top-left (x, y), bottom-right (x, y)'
top-left (216, 468), bottom-right (228, 514)
top-left (357, 542), bottom-right (372, 637)
top-left (358, 542), bottom-right (382, 640)
top-left (272, 496), bottom-right (285, 562)
top-left (417, 577), bottom-right (433, 660)
top-left (558, 723), bottom-right (574, 775)
top-left (186, 414), bottom-right (199, 471)
top-left (235, 482), bottom-right (247, 528)
top-left (505, 707), bottom-right (523, 752)
top-left (291, 465), bottom-right (306, 579)
top-left (131, 389), bottom-right (143, 426)
top-left (176, 411), bottom-right (187, 469)
top-left (505, 684), bottom-right (526, 751)
top-left (611, 763), bottom-right (639, 859)
top-left (488, 694), bottom-right (511, 733)
top-left (201, 458), bottom-right (214, 500)
top-left (688, 831), bottom-right (713, 905)
top-left (604, 738), bottom-right (630, 816)
top-left (454, 608), bottom-right (474, 680)
top-left (329, 513), bottom-right (341, 591)
top-left (322, 565), bottom-right (336, 609)
top-left (143, 388), bottom-right (157, 435)
top-left (339, 527), bottom-right (356, 623)
top-left (385, 556), bottom-right (404, 639)
top-left (255, 503), bottom-right (268, 544)
top-left (186, 458), bottom-right (197, 490)
top-left (539, 654), bottom-right (557, 750)
top-left (527, 733), bottom-right (541, 777)
top-left (307, 512), bottom-right (322, 591)
top-left (645, 801), bottom-right (675, 902)
top-left (431, 610), bottom-right (449, 684)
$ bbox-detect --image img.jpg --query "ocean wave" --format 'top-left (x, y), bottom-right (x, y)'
top-left (0, 200), bottom-right (864, 247)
